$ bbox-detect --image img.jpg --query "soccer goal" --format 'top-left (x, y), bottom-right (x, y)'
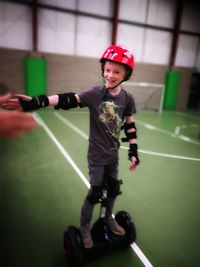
top-left (122, 82), bottom-right (165, 113)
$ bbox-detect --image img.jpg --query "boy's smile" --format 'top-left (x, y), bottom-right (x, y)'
top-left (103, 61), bottom-right (126, 91)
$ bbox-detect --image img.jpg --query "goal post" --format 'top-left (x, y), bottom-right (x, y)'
top-left (122, 82), bottom-right (165, 113)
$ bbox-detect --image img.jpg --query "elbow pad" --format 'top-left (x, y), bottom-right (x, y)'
top-left (121, 122), bottom-right (137, 142)
top-left (54, 92), bottom-right (78, 110)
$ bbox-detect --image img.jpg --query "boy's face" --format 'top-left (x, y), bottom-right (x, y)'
top-left (103, 61), bottom-right (126, 89)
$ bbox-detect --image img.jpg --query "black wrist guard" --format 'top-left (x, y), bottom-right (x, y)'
top-left (54, 92), bottom-right (78, 110)
top-left (128, 143), bottom-right (140, 165)
top-left (19, 95), bottom-right (49, 111)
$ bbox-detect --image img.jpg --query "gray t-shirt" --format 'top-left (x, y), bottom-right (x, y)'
top-left (79, 86), bottom-right (136, 165)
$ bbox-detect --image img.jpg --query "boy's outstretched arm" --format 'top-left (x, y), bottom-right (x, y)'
top-left (15, 93), bottom-right (79, 111)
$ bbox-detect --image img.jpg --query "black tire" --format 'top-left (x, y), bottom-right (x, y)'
top-left (115, 211), bottom-right (136, 244)
top-left (63, 226), bottom-right (84, 267)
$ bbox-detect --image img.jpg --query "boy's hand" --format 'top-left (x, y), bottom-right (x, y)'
top-left (128, 144), bottom-right (140, 171)
top-left (129, 156), bottom-right (137, 171)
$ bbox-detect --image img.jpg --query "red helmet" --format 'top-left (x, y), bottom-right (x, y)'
top-left (100, 44), bottom-right (134, 81)
top-left (100, 45), bottom-right (134, 70)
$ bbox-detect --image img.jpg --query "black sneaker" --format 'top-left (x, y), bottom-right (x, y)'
top-left (107, 217), bottom-right (125, 235)
top-left (80, 224), bottom-right (93, 248)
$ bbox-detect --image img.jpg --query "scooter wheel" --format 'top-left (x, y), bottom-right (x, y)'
top-left (115, 211), bottom-right (136, 244)
top-left (63, 226), bottom-right (84, 267)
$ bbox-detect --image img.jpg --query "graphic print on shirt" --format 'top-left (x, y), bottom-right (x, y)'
top-left (99, 101), bottom-right (122, 139)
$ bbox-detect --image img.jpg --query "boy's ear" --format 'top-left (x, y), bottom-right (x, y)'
top-left (101, 63), bottom-right (105, 78)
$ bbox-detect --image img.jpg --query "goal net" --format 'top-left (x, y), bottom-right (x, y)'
top-left (122, 82), bottom-right (165, 113)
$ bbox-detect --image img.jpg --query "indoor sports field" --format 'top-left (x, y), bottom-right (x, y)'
top-left (1, 108), bottom-right (200, 267)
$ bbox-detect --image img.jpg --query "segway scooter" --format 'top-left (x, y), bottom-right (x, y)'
top-left (63, 181), bottom-right (137, 267)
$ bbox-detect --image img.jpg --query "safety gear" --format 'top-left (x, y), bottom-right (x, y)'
top-left (105, 176), bottom-right (122, 198)
top-left (87, 186), bottom-right (103, 204)
top-left (129, 143), bottom-right (140, 165)
top-left (80, 224), bottom-right (93, 248)
top-left (121, 122), bottom-right (137, 142)
top-left (100, 44), bottom-right (134, 81)
top-left (19, 95), bottom-right (49, 111)
top-left (107, 216), bottom-right (125, 235)
top-left (54, 92), bottom-right (78, 110)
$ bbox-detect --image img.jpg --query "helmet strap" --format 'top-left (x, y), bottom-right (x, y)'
top-left (102, 79), bottom-right (125, 101)
top-left (104, 78), bottom-right (126, 90)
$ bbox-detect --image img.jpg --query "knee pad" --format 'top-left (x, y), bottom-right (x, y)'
top-left (87, 186), bottom-right (103, 204)
top-left (105, 176), bottom-right (123, 198)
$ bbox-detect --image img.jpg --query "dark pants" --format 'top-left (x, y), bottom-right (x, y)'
top-left (80, 162), bottom-right (118, 226)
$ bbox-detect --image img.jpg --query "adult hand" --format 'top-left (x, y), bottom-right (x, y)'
top-left (0, 94), bottom-right (32, 111)
top-left (0, 94), bottom-right (37, 137)
top-left (0, 109), bottom-right (37, 137)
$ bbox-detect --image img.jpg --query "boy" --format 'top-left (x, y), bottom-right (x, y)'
top-left (10, 44), bottom-right (139, 248)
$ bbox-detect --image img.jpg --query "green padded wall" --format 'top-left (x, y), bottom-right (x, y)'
top-left (24, 57), bottom-right (47, 96)
top-left (163, 71), bottom-right (180, 110)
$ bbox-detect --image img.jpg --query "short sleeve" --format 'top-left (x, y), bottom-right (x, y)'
top-left (78, 87), bottom-right (100, 107)
top-left (123, 92), bottom-right (136, 117)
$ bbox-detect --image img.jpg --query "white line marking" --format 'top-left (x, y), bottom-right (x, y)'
top-left (124, 81), bottom-right (164, 88)
top-left (166, 111), bottom-right (200, 119)
top-left (131, 243), bottom-right (153, 267)
top-left (121, 146), bottom-right (200, 161)
top-left (174, 124), bottom-right (192, 136)
top-left (145, 124), bottom-right (156, 130)
top-left (135, 120), bottom-right (200, 146)
top-left (174, 126), bottom-right (180, 135)
top-left (55, 112), bottom-right (200, 162)
top-left (35, 112), bottom-right (153, 267)
top-left (34, 113), bottom-right (90, 188)
top-left (54, 112), bottom-right (88, 140)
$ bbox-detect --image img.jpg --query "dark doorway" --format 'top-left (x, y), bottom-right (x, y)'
top-left (187, 72), bottom-right (200, 110)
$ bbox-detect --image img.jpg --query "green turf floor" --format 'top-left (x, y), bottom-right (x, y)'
top-left (0, 109), bottom-right (200, 267)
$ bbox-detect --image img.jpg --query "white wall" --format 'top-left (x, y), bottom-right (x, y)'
top-left (175, 35), bottom-right (200, 68)
top-left (0, 3), bottom-right (32, 50)
top-left (38, 9), bottom-right (76, 55)
top-left (0, 0), bottom-right (199, 69)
